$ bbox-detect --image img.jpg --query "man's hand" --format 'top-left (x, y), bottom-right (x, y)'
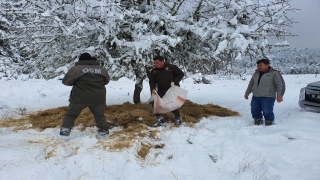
top-left (276, 96), bottom-right (283, 103)
top-left (244, 94), bottom-right (249, 99)
top-left (152, 89), bottom-right (157, 94)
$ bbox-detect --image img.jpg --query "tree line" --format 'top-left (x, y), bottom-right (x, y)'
top-left (0, 0), bottom-right (297, 80)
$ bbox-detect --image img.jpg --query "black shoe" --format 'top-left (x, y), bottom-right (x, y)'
top-left (174, 116), bottom-right (182, 125)
top-left (96, 129), bottom-right (109, 139)
top-left (151, 115), bottom-right (164, 127)
top-left (254, 119), bottom-right (263, 125)
top-left (60, 127), bottom-right (71, 136)
top-left (265, 120), bottom-right (273, 126)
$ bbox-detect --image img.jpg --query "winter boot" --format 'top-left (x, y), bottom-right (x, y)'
top-left (173, 116), bottom-right (182, 125)
top-left (60, 127), bottom-right (71, 136)
top-left (265, 120), bottom-right (273, 126)
top-left (96, 128), bottom-right (109, 139)
top-left (151, 115), bottom-right (164, 127)
top-left (254, 119), bottom-right (263, 125)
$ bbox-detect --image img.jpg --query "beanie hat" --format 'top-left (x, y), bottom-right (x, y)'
top-left (153, 55), bottom-right (164, 61)
top-left (79, 53), bottom-right (92, 61)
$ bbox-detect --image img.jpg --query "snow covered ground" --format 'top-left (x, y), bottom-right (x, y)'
top-left (0, 74), bottom-right (319, 180)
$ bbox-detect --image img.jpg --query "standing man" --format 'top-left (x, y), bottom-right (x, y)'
top-left (149, 55), bottom-right (184, 127)
top-left (244, 59), bottom-right (285, 126)
top-left (60, 53), bottom-right (110, 138)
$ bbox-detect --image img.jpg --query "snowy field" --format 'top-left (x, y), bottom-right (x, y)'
top-left (0, 74), bottom-right (319, 180)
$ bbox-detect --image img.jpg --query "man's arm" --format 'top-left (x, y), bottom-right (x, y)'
top-left (172, 65), bottom-right (184, 85)
top-left (62, 67), bottom-right (78, 86)
top-left (244, 76), bottom-right (254, 98)
top-left (274, 71), bottom-right (286, 98)
top-left (148, 69), bottom-right (157, 92)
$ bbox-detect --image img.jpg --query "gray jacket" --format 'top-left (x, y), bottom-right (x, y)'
top-left (245, 67), bottom-right (285, 98)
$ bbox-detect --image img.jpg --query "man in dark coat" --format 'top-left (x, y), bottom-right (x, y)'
top-left (149, 55), bottom-right (184, 127)
top-left (60, 53), bottom-right (110, 138)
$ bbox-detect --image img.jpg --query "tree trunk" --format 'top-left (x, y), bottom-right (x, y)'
top-left (133, 83), bottom-right (143, 104)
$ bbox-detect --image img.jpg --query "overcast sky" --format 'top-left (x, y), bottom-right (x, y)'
top-left (269, 0), bottom-right (320, 49)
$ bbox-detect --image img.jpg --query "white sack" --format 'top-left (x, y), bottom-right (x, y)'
top-left (153, 85), bottom-right (188, 114)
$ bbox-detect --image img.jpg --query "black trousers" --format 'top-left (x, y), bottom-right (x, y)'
top-left (155, 90), bottom-right (180, 117)
top-left (61, 102), bottom-right (107, 130)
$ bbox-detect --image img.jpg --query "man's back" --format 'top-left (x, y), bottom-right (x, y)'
top-left (63, 60), bottom-right (110, 104)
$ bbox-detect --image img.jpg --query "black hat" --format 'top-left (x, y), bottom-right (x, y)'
top-left (79, 53), bottom-right (92, 61)
top-left (153, 55), bottom-right (164, 61)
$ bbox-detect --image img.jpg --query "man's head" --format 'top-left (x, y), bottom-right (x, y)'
top-left (79, 53), bottom-right (92, 61)
top-left (153, 55), bottom-right (165, 68)
top-left (256, 59), bottom-right (270, 72)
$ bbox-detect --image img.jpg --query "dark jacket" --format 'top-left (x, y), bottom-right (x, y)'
top-left (245, 67), bottom-right (285, 98)
top-left (62, 60), bottom-right (110, 104)
top-left (149, 63), bottom-right (184, 91)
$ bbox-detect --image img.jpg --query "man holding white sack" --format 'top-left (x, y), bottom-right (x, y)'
top-left (149, 55), bottom-right (184, 127)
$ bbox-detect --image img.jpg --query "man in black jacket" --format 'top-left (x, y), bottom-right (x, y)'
top-left (60, 53), bottom-right (110, 138)
top-left (149, 55), bottom-right (184, 127)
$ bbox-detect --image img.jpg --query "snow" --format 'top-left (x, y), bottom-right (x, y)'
top-left (1, 74), bottom-right (320, 180)
top-left (274, 41), bottom-right (290, 46)
top-left (41, 10), bottom-right (51, 17)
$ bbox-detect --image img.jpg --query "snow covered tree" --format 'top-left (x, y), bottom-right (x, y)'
top-left (0, 6), bottom-right (22, 79)
top-left (0, 16), bottom-right (11, 57)
top-left (0, 0), bottom-right (126, 79)
top-left (99, 0), bottom-right (298, 76)
top-left (0, 0), bottom-right (298, 80)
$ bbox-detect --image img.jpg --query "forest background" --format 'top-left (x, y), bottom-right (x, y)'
top-left (0, 0), bottom-right (319, 82)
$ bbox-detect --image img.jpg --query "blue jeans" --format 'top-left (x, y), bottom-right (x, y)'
top-left (250, 96), bottom-right (276, 121)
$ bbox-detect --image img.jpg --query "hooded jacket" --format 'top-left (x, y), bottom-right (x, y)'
top-left (245, 67), bottom-right (285, 98)
top-left (149, 63), bottom-right (184, 92)
top-left (62, 60), bottom-right (110, 104)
